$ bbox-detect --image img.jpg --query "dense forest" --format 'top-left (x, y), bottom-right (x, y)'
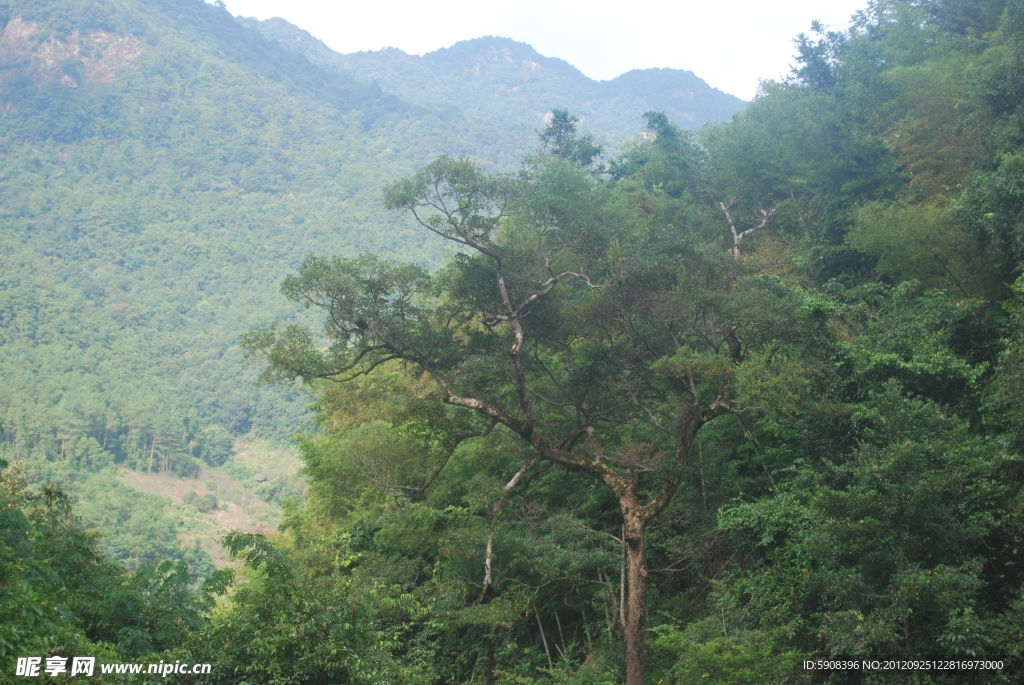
top-left (5, 0), bottom-right (1024, 683)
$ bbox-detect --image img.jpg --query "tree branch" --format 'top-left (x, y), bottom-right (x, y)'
top-left (718, 200), bottom-right (777, 259)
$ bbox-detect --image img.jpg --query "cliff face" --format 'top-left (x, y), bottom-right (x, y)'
top-left (0, 17), bottom-right (143, 90)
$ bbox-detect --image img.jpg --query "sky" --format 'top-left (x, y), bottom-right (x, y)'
top-left (223, 0), bottom-right (869, 100)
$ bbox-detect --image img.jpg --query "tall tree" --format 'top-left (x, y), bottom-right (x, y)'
top-left (536, 109), bottom-right (604, 170)
top-left (243, 147), bottom-right (798, 682)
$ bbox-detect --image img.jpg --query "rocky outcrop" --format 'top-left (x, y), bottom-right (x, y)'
top-left (0, 17), bottom-right (143, 89)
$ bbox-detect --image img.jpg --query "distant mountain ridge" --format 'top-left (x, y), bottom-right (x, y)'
top-left (242, 19), bottom-right (747, 141)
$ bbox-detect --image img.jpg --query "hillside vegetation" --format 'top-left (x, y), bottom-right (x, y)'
top-left (5, 0), bottom-right (1024, 683)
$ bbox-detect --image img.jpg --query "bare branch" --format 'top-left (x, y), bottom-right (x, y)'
top-left (320, 353), bottom-right (403, 383)
top-left (718, 200), bottom-right (777, 259)
top-left (527, 387), bottom-right (578, 408)
top-left (630, 396), bottom-right (673, 435)
top-left (474, 457), bottom-right (542, 604)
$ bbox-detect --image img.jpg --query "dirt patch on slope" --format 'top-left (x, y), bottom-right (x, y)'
top-left (115, 438), bottom-right (304, 567)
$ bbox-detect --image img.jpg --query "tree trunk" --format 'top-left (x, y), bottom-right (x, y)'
top-left (148, 432), bottom-right (158, 474)
top-left (622, 504), bottom-right (649, 685)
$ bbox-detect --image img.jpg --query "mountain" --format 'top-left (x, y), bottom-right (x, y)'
top-left (242, 21), bottom-right (747, 142)
top-left (0, 0), bottom-right (745, 566)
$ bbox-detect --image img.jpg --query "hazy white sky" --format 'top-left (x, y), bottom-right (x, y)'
top-left (223, 0), bottom-right (869, 100)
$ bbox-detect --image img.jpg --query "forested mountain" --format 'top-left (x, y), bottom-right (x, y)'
top-left (0, 0), bottom-right (741, 471)
top-left (243, 19), bottom-right (746, 140)
top-left (0, 0), bottom-right (745, 570)
top-left (5, 0), bottom-right (1024, 683)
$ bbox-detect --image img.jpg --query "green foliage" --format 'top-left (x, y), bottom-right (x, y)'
top-left (993, 275), bottom-right (1024, 438)
top-left (717, 384), bottom-right (1023, 679)
top-left (0, 460), bottom-right (223, 672)
top-left (849, 202), bottom-right (973, 292)
top-left (537, 110), bottom-right (604, 170)
top-left (174, 533), bottom-right (419, 685)
top-left (182, 490), bottom-right (217, 512)
top-left (650, 621), bottom-right (802, 684)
